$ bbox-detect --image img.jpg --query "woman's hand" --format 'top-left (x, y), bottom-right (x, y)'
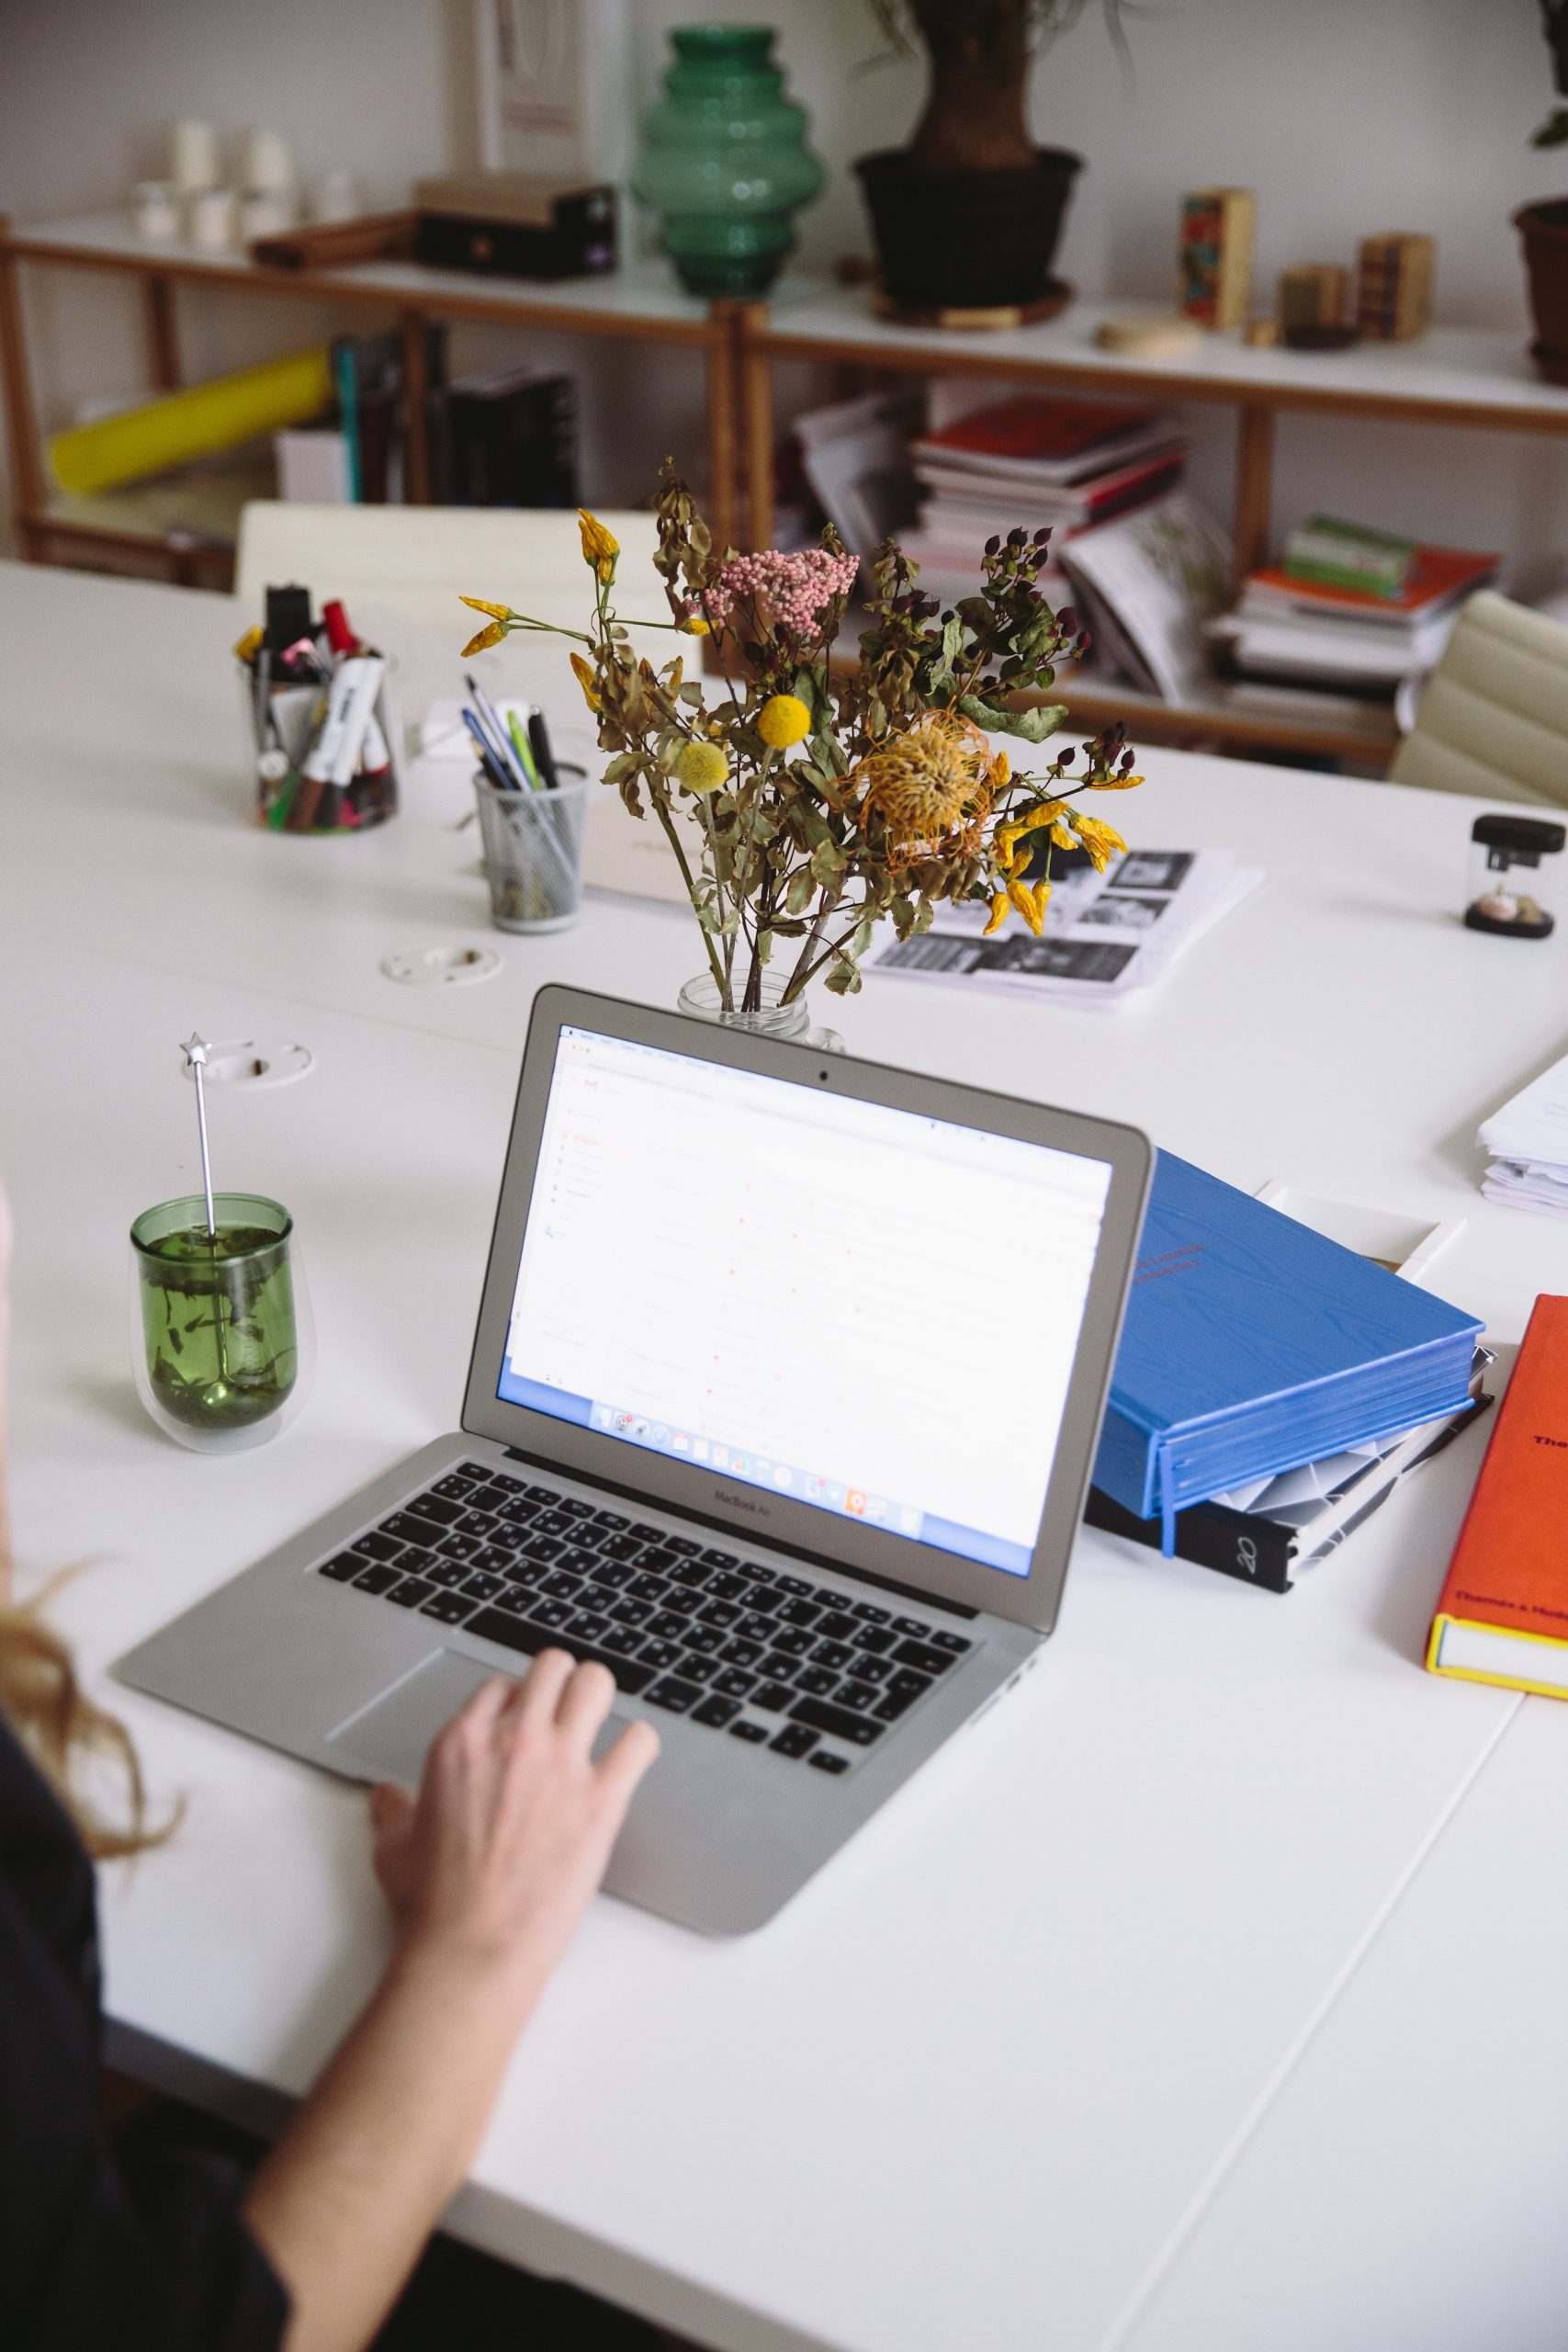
top-left (367, 1655), bottom-right (659, 2003)
top-left (247, 1657), bottom-right (657, 2351)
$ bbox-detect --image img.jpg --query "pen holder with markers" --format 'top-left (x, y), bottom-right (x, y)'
top-left (235, 588), bottom-right (403, 834)
top-left (473, 769), bottom-right (591, 933)
top-left (242, 657), bottom-right (402, 833)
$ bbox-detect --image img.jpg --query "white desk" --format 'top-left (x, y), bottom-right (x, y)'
top-left (2, 562), bottom-right (1565, 2352)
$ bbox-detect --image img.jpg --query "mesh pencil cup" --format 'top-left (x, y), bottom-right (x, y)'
top-left (473, 770), bottom-right (591, 933)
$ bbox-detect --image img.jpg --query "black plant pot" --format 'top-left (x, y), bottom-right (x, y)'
top-left (855, 145), bottom-right (1082, 312)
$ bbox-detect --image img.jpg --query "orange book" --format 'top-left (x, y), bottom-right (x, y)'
top-left (1427, 1295), bottom-right (1568, 1697)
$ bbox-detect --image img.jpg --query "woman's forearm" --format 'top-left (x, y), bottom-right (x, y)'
top-left (243, 1939), bottom-right (547, 2352)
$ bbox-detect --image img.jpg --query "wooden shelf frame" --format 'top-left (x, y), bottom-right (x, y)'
top-left (0, 211), bottom-right (746, 579)
top-left (734, 285), bottom-right (1568, 769)
top-left (6, 216), bottom-right (1565, 770)
top-left (743, 288), bottom-right (1568, 567)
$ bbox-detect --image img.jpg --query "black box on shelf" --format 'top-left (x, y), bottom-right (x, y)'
top-left (413, 174), bottom-right (616, 282)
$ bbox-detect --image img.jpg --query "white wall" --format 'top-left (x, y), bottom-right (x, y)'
top-left (2, 0), bottom-right (1565, 578)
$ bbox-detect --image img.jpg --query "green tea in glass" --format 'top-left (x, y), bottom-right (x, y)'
top-left (130, 1193), bottom-right (310, 1451)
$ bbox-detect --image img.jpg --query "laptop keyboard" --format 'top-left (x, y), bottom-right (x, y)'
top-left (316, 1459), bottom-right (974, 1773)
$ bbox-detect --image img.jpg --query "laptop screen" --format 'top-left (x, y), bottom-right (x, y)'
top-left (497, 1024), bottom-right (1112, 1578)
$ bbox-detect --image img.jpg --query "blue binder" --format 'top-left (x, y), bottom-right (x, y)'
top-left (1093, 1152), bottom-right (1483, 1552)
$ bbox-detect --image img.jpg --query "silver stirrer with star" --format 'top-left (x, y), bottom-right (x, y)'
top-left (180, 1033), bottom-right (217, 1237)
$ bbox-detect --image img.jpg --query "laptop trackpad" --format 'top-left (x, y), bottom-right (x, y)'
top-left (328, 1649), bottom-right (513, 1784)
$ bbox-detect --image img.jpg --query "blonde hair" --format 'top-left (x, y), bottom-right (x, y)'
top-left (0, 1590), bottom-right (173, 1860)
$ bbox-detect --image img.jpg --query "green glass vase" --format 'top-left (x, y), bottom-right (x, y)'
top-left (633, 25), bottom-right (823, 298)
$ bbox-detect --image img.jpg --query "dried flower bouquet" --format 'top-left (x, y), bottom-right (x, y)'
top-left (462, 471), bottom-right (1143, 1012)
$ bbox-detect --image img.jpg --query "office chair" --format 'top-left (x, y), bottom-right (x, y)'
top-left (1388, 589), bottom-right (1568, 808)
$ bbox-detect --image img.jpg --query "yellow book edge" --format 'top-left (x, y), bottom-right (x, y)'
top-left (1427, 1610), bottom-right (1568, 1701)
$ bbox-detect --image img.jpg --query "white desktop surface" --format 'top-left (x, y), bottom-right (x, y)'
top-left (2, 561), bottom-right (1566, 2352)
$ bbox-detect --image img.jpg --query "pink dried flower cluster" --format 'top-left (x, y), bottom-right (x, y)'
top-left (690, 547), bottom-right (859, 638)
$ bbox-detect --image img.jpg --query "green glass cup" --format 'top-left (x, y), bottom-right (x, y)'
top-left (130, 1193), bottom-right (310, 1452)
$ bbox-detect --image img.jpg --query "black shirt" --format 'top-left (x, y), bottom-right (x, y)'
top-left (0, 1713), bottom-right (288, 2350)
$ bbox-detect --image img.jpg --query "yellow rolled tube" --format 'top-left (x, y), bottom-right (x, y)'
top-left (50, 345), bottom-right (335, 494)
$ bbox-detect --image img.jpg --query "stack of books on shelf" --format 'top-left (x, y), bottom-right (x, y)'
top-left (897, 394), bottom-right (1189, 604)
top-left (1208, 516), bottom-right (1500, 702)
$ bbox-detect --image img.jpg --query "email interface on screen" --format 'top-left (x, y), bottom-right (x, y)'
top-left (498, 1026), bottom-right (1112, 1577)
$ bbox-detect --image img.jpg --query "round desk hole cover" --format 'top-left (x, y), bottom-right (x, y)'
top-left (183, 1038), bottom-right (314, 1087)
top-left (380, 944), bottom-right (502, 988)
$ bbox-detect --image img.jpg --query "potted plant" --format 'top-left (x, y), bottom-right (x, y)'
top-left (1517, 0), bottom-right (1568, 379)
top-left (855, 0), bottom-right (1132, 315)
top-left (461, 484), bottom-right (1141, 1026)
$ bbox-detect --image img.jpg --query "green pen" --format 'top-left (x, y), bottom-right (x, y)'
top-left (508, 708), bottom-right (542, 789)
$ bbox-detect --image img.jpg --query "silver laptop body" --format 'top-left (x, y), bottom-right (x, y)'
top-left (118, 985), bottom-right (1151, 1934)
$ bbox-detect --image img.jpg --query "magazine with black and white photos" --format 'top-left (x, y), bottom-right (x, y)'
top-left (863, 846), bottom-right (1262, 1006)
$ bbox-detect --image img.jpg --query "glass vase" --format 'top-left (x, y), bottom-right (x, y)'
top-left (130, 1193), bottom-right (313, 1452)
top-left (678, 971), bottom-right (841, 1052)
top-left (632, 25), bottom-right (824, 298)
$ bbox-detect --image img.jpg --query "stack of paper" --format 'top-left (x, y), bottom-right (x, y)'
top-left (863, 846), bottom-right (1261, 1007)
top-left (1478, 1046), bottom-right (1568, 1214)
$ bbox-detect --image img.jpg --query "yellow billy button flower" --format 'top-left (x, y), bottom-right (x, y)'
top-left (1073, 815), bottom-right (1128, 873)
top-left (577, 508), bottom-right (620, 583)
top-left (673, 739), bottom-right (728, 795)
top-left (682, 615), bottom-right (712, 636)
top-left (570, 650), bottom-right (602, 713)
top-left (460, 619), bottom-right (507, 657)
top-left (757, 693), bottom-right (812, 750)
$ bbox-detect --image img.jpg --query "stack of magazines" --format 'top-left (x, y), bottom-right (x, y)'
top-left (897, 394), bottom-right (1188, 605)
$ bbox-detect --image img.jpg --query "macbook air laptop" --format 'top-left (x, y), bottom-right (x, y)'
top-left (117, 985), bottom-right (1151, 1933)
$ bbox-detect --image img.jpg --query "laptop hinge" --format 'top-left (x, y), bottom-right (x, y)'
top-left (500, 1443), bottom-right (980, 1619)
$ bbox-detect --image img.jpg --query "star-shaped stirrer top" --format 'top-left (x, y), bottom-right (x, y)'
top-left (180, 1032), bottom-right (217, 1238)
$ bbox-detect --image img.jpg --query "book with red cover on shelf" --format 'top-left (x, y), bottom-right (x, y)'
top-left (910, 394), bottom-right (1184, 486)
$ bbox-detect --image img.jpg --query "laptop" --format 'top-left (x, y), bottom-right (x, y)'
top-left (117, 985), bottom-right (1151, 1934)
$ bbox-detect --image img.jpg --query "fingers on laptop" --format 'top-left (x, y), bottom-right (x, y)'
top-left (555, 1655), bottom-right (616, 1743)
top-left (514, 1649), bottom-right (660, 1786)
top-left (597, 1714), bottom-right (660, 1799)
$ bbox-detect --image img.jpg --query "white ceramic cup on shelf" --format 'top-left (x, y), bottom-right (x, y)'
top-left (186, 186), bottom-right (240, 250)
top-left (131, 181), bottom-right (181, 240)
top-left (240, 188), bottom-right (297, 242)
top-left (241, 126), bottom-right (297, 196)
top-left (170, 118), bottom-right (220, 192)
top-left (308, 169), bottom-right (363, 223)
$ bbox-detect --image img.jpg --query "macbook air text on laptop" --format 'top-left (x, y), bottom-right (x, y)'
top-left (117, 987), bottom-right (1151, 1933)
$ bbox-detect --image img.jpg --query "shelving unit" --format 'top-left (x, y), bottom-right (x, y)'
top-left (0, 209), bottom-right (740, 583)
top-left (739, 280), bottom-right (1568, 768)
top-left (6, 213), bottom-right (1568, 766)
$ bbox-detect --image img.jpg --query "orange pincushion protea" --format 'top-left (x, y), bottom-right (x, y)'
top-left (851, 712), bottom-right (1005, 865)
